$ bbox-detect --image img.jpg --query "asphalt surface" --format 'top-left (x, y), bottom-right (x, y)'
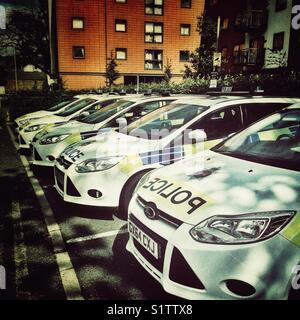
top-left (0, 125), bottom-right (177, 300)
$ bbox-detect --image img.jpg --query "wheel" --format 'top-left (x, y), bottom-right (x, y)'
top-left (117, 171), bottom-right (149, 220)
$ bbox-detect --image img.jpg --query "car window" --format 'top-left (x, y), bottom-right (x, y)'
top-left (188, 105), bottom-right (243, 140)
top-left (56, 98), bottom-right (97, 117)
top-left (242, 103), bottom-right (291, 126)
top-left (215, 110), bottom-right (300, 171)
top-left (47, 98), bottom-right (78, 111)
top-left (127, 103), bottom-right (208, 140)
top-left (103, 100), bottom-right (174, 128)
top-left (80, 100), bottom-right (135, 124)
top-left (83, 98), bottom-right (118, 114)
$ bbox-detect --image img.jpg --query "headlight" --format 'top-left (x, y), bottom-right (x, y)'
top-left (19, 119), bottom-right (30, 126)
top-left (75, 156), bottom-right (124, 173)
top-left (39, 134), bottom-right (70, 145)
top-left (24, 124), bottom-right (47, 132)
top-left (20, 117), bottom-right (42, 125)
top-left (190, 211), bottom-right (295, 244)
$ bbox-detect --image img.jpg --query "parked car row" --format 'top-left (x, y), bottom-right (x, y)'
top-left (14, 93), bottom-right (300, 300)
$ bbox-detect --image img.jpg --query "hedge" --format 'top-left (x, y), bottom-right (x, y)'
top-left (2, 70), bottom-right (300, 121)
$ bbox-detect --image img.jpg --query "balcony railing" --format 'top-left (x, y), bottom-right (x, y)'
top-left (235, 10), bottom-right (267, 31)
top-left (233, 48), bottom-right (264, 66)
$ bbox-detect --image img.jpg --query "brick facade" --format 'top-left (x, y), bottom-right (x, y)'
top-left (55, 0), bottom-right (205, 89)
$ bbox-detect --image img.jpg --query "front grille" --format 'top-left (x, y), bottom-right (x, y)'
top-left (66, 177), bottom-right (81, 197)
top-left (137, 196), bottom-right (182, 228)
top-left (33, 148), bottom-right (42, 161)
top-left (56, 156), bottom-right (72, 169)
top-left (55, 166), bottom-right (64, 191)
top-left (169, 247), bottom-right (205, 290)
top-left (129, 214), bottom-right (167, 273)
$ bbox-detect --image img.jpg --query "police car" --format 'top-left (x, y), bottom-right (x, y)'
top-left (17, 95), bottom-right (120, 149)
top-left (14, 95), bottom-right (85, 129)
top-left (31, 95), bottom-right (181, 167)
top-left (126, 104), bottom-right (300, 300)
top-left (53, 96), bottom-right (299, 214)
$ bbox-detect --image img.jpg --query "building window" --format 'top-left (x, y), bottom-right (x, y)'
top-left (221, 47), bottom-right (228, 58)
top-left (181, 0), bottom-right (191, 8)
top-left (145, 50), bottom-right (163, 70)
top-left (145, 0), bottom-right (163, 16)
top-left (115, 0), bottom-right (127, 3)
top-left (145, 22), bottom-right (163, 43)
top-left (221, 18), bottom-right (229, 30)
top-left (180, 24), bottom-right (191, 36)
top-left (116, 48), bottom-right (127, 60)
top-left (275, 0), bottom-right (287, 12)
top-left (273, 32), bottom-right (284, 50)
top-left (73, 46), bottom-right (85, 59)
top-left (71, 17), bottom-right (84, 30)
top-left (179, 51), bottom-right (189, 61)
top-left (115, 19), bottom-right (127, 32)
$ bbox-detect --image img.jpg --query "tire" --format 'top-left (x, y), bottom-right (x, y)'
top-left (117, 171), bottom-right (149, 220)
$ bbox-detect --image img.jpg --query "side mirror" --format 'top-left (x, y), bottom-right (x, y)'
top-left (80, 111), bottom-right (90, 117)
top-left (188, 129), bottom-right (207, 144)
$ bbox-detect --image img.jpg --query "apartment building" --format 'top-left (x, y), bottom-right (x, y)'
top-left (55, 0), bottom-right (205, 90)
top-left (207, 0), bottom-right (300, 73)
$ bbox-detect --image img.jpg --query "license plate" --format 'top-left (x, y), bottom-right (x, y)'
top-left (128, 221), bottom-right (159, 259)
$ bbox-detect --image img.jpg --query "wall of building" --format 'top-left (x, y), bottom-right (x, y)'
top-left (264, 0), bottom-right (293, 69)
top-left (55, 0), bottom-right (205, 90)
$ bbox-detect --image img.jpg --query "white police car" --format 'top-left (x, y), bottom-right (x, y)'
top-left (31, 95), bottom-right (180, 167)
top-left (53, 96), bottom-right (299, 214)
top-left (18, 95), bottom-right (120, 149)
top-left (14, 95), bottom-right (84, 129)
top-left (126, 104), bottom-right (300, 300)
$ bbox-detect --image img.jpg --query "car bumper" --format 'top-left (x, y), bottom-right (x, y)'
top-left (18, 131), bottom-right (37, 149)
top-left (31, 141), bottom-right (70, 167)
top-left (126, 195), bottom-right (299, 300)
top-left (53, 162), bottom-right (128, 207)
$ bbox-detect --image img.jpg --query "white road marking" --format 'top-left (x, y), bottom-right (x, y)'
top-left (7, 125), bottom-right (84, 300)
top-left (67, 229), bottom-right (128, 244)
top-left (11, 200), bottom-right (31, 300)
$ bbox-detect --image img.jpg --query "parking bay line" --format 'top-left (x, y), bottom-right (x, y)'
top-left (7, 125), bottom-right (84, 300)
top-left (12, 200), bottom-right (31, 300)
top-left (67, 229), bottom-right (128, 244)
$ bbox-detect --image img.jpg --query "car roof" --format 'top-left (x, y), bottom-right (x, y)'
top-left (169, 96), bottom-right (300, 109)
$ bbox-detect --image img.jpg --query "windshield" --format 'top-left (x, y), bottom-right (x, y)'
top-left (126, 103), bottom-right (208, 140)
top-left (47, 98), bottom-right (78, 112)
top-left (56, 98), bottom-right (97, 117)
top-left (102, 99), bottom-right (175, 128)
top-left (80, 100), bottom-right (134, 124)
top-left (214, 109), bottom-right (300, 172)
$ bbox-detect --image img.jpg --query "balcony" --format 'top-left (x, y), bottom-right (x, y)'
top-left (235, 10), bottom-right (267, 31)
top-left (233, 48), bottom-right (264, 66)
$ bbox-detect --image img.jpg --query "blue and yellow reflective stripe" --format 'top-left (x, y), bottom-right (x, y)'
top-left (281, 211), bottom-right (300, 247)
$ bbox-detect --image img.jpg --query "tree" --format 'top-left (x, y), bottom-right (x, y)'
top-left (188, 14), bottom-right (217, 78)
top-left (163, 58), bottom-right (173, 83)
top-left (105, 53), bottom-right (120, 87)
top-left (0, 1), bottom-right (52, 78)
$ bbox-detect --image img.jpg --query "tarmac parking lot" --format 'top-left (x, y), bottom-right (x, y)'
top-left (0, 124), bottom-right (178, 300)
